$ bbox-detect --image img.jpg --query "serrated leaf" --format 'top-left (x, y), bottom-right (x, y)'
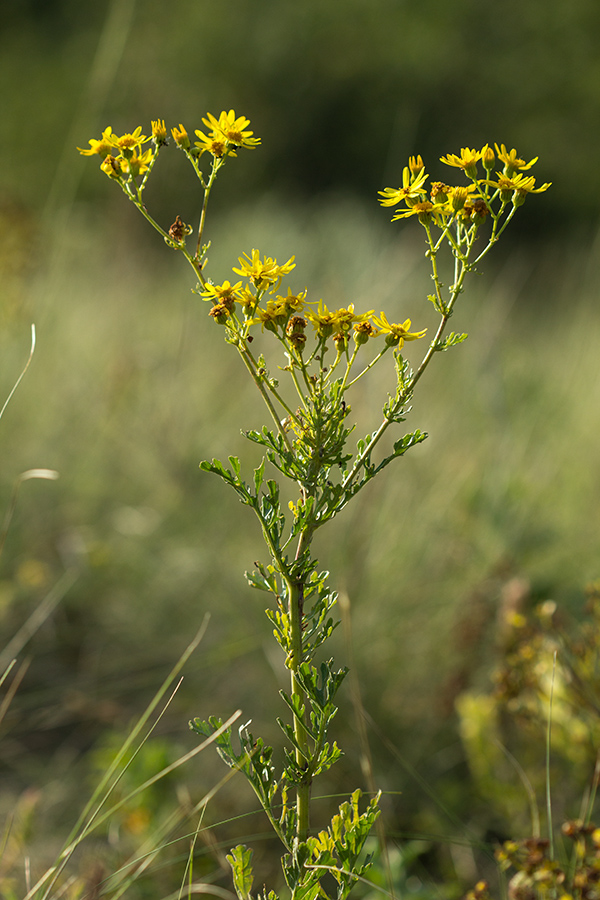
top-left (226, 844), bottom-right (254, 900)
top-left (253, 459), bottom-right (265, 495)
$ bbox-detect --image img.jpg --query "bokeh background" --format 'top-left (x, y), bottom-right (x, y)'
top-left (2, 0), bottom-right (600, 896)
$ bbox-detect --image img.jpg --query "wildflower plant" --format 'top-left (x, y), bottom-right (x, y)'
top-left (79, 115), bottom-right (549, 899)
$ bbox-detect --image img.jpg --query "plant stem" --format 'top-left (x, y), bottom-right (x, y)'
top-left (289, 527), bottom-right (313, 841)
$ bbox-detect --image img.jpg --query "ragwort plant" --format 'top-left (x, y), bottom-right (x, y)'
top-left (79, 113), bottom-right (550, 900)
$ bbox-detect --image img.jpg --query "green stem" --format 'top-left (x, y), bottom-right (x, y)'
top-left (288, 528), bottom-right (314, 842)
top-left (341, 248), bottom-right (473, 493)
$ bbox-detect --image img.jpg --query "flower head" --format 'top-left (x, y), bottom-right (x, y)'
top-left (208, 303), bottom-right (232, 325)
top-left (171, 124), bottom-right (190, 150)
top-left (371, 312), bottom-right (426, 348)
top-left (151, 119), bottom-right (168, 146)
top-left (203, 110), bottom-right (261, 150)
top-left (391, 200), bottom-right (437, 225)
top-left (250, 299), bottom-right (289, 333)
top-left (233, 249), bottom-right (295, 292)
top-left (408, 155), bottom-right (425, 176)
top-left (200, 280), bottom-right (243, 308)
top-left (276, 287), bottom-right (307, 314)
top-left (107, 126), bottom-right (150, 153)
top-left (495, 143), bottom-right (538, 176)
top-left (194, 130), bottom-right (231, 159)
top-left (460, 198), bottom-right (490, 222)
top-left (449, 184), bottom-right (477, 211)
top-left (482, 172), bottom-right (551, 205)
top-left (440, 146), bottom-right (488, 179)
top-left (430, 182), bottom-right (451, 204)
top-left (378, 166), bottom-right (429, 209)
top-left (121, 147), bottom-right (153, 178)
top-left (305, 301), bottom-right (338, 338)
top-left (100, 154), bottom-right (123, 179)
top-left (331, 304), bottom-right (373, 333)
top-left (77, 127), bottom-right (115, 158)
top-left (353, 321), bottom-right (378, 345)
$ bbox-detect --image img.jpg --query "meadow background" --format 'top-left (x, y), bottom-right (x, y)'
top-left (2, 0), bottom-right (600, 896)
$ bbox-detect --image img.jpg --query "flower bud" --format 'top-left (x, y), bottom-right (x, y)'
top-left (482, 144), bottom-right (495, 172)
top-left (430, 182), bottom-right (450, 204)
top-left (286, 315), bottom-right (307, 336)
top-left (353, 321), bottom-right (376, 345)
top-left (333, 332), bottom-right (348, 351)
top-left (209, 303), bottom-right (230, 324)
top-left (451, 186), bottom-right (469, 211)
top-left (408, 154), bottom-right (425, 176)
top-left (171, 124), bottom-right (190, 150)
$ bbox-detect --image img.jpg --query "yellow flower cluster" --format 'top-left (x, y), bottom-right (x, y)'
top-left (193, 110), bottom-right (261, 158)
top-left (200, 251), bottom-right (426, 351)
top-left (78, 112), bottom-right (260, 180)
top-left (379, 143), bottom-right (551, 224)
top-left (77, 122), bottom-right (164, 180)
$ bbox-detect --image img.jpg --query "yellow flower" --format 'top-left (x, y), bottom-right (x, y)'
top-left (391, 199), bottom-right (438, 224)
top-left (194, 130), bottom-right (231, 158)
top-left (250, 299), bottom-right (289, 332)
top-left (378, 166), bottom-right (429, 208)
top-left (495, 143), bottom-right (538, 176)
top-left (233, 249), bottom-right (295, 291)
top-left (171, 124), bottom-right (190, 149)
top-left (107, 126), bottom-right (150, 153)
top-left (236, 285), bottom-right (258, 312)
top-left (305, 300), bottom-right (338, 338)
top-left (202, 110), bottom-right (261, 150)
top-left (440, 145), bottom-right (488, 179)
top-left (151, 119), bottom-right (168, 145)
top-left (331, 304), bottom-right (373, 333)
top-left (371, 311), bottom-right (426, 348)
top-left (276, 287), bottom-right (307, 313)
top-left (481, 172), bottom-right (551, 205)
top-left (77, 127), bottom-right (115, 158)
top-left (121, 147), bottom-right (153, 178)
top-left (200, 280), bottom-right (243, 306)
top-left (100, 154), bottom-right (124, 179)
top-left (448, 184), bottom-right (477, 211)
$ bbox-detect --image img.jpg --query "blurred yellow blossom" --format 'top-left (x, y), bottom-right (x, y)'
top-left (151, 119), bottom-right (168, 145)
top-left (378, 166), bottom-right (429, 209)
top-left (171, 124), bottom-right (190, 149)
top-left (331, 304), bottom-right (373, 333)
top-left (482, 172), bottom-right (551, 205)
top-left (77, 127), bottom-right (115, 158)
top-left (122, 147), bottom-right (153, 178)
top-left (440, 146), bottom-right (488, 179)
top-left (203, 110), bottom-right (261, 150)
top-left (372, 312), bottom-right (426, 347)
top-left (305, 300), bottom-right (338, 338)
top-left (495, 143), bottom-right (538, 175)
top-left (233, 249), bottom-right (295, 291)
top-left (200, 280), bottom-right (243, 306)
top-left (194, 130), bottom-right (230, 158)
top-left (108, 126), bottom-right (149, 153)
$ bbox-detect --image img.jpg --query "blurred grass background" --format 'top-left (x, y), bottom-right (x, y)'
top-left (2, 0), bottom-right (600, 895)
